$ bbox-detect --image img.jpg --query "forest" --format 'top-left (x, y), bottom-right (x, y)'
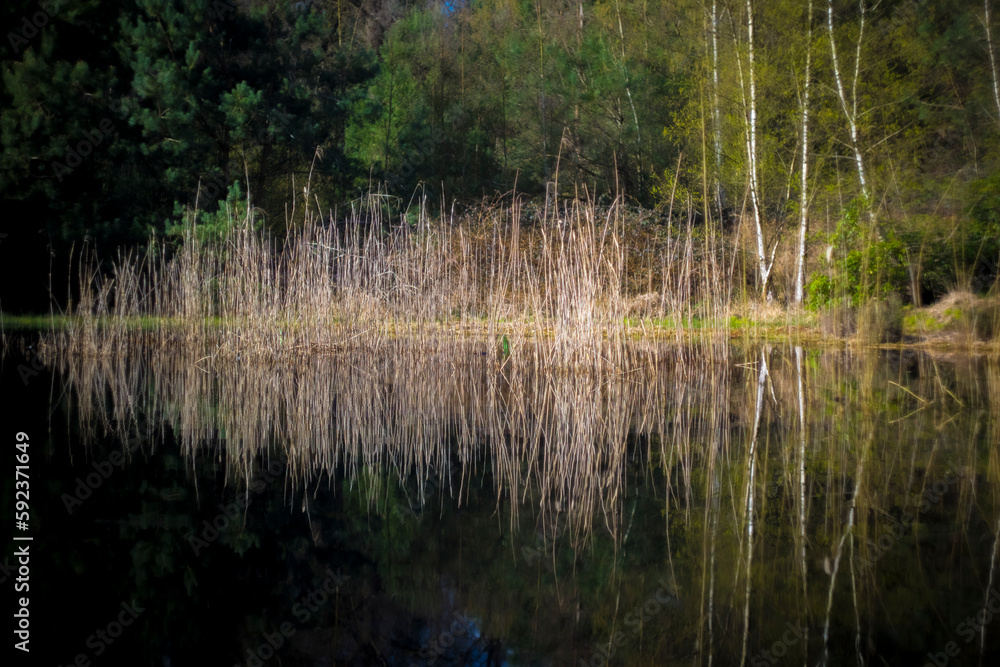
top-left (2, 0), bottom-right (999, 315)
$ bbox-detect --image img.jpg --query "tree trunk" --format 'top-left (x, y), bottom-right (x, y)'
top-left (795, 0), bottom-right (814, 306)
top-left (711, 1), bottom-right (723, 212)
top-left (985, 0), bottom-right (1000, 129)
top-left (615, 0), bottom-right (641, 179)
top-left (748, 0), bottom-right (772, 297)
top-left (733, 0), bottom-right (773, 297)
top-left (827, 0), bottom-right (869, 202)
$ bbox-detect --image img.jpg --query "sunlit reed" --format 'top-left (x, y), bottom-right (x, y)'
top-left (46, 193), bottom-right (732, 364)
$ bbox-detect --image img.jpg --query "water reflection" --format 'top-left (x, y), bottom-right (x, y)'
top-left (21, 340), bottom-right (1000, 664)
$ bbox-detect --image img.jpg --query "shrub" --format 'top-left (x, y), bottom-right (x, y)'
top-left (806, 199), bottom-right (909, 310)
top-left (900, 173), bottom-right (1000, 301)
top-left (165, 181), bottom-right (261, 245)
top-left (805, 273), bottom-right (833, 311)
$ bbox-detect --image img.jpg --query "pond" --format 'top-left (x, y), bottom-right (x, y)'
top-left (4, 339), bottom-right (1000, 666)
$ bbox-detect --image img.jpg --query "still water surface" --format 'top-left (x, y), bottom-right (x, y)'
top-left (5, 340), bottom-right (1000, 666)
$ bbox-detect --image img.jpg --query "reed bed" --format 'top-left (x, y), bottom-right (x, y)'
top-left (46, 193), bottom-right (732, 366)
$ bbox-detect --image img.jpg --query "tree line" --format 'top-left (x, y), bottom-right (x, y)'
top-left (2, 0), bottom-right (999, 305)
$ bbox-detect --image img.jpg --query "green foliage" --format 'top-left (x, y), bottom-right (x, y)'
top-left (338, 0), bottom-right (687, 201)
top-left (165, 181), bottom-right (261, 245)
top-left (964, 173), bottom-right (1000, 289)
top-left (898, 172), bottom-right (1000, 301)
top-left (0, 0), bottom-right (375, 248)
top-left (806, 200), bottom-right (909, 309)
top-left (345, 12), bottom-right (435, 192)
top-left (805, 274), bottom-right (834, 311)
top-left (0, 0), bottom-right (139, 244)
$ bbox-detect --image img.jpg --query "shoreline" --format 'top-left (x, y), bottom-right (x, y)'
top-left (3, 311), bottom-right (998, 356)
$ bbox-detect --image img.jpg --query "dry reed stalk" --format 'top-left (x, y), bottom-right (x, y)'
top-left (51, 190), bottom-right (738, 361)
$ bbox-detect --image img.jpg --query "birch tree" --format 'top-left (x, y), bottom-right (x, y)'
top-left (614, 0), bottom-right (642, 177)
top-left (794, 0), bottom-right (814, 306)
top-left (710, 0), bottom-right (723, 212)
top-left (985, 0), bottom-right (1000, 130)
top-left (733, 0), bottom-right (776, 298)
top-left (826, 0), bottom-right (869, 204)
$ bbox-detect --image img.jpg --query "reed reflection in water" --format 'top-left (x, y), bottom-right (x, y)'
top-left (43, 341), bottom-right (1000, 665)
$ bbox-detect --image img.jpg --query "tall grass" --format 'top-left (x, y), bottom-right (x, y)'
top-left (47, 192), bottom-right (732, 363)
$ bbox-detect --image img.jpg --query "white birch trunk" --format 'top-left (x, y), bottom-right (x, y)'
top-left (733, 0), bottom-right (773, 296)
top-left (711, 1), bottom-right (723, 211)
top-left (614, 0), bottom-right (641, 151)
top-left (979, 512), bottom-right (1000, 663)
top-left (795, 0), bottom-right (814, 306)
top-left (985, 0), bottom-right (1000, 129)
top-left (747, 0), bottom-right (772, 295)
top-left (827, 0), bottom-right (869, 202)
top-left (821, 435), bottom-right (868, 667)
top-left (739, 352), bottom-right (768, 667)
top-left (795, 346), bottom-right (810, 666)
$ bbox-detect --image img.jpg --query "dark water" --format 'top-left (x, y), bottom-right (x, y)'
top-left (3, 339), bottom-right (1000, 666)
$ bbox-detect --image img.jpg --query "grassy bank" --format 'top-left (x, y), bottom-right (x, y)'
top-left (7, 297), bottom-right (996, 352)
